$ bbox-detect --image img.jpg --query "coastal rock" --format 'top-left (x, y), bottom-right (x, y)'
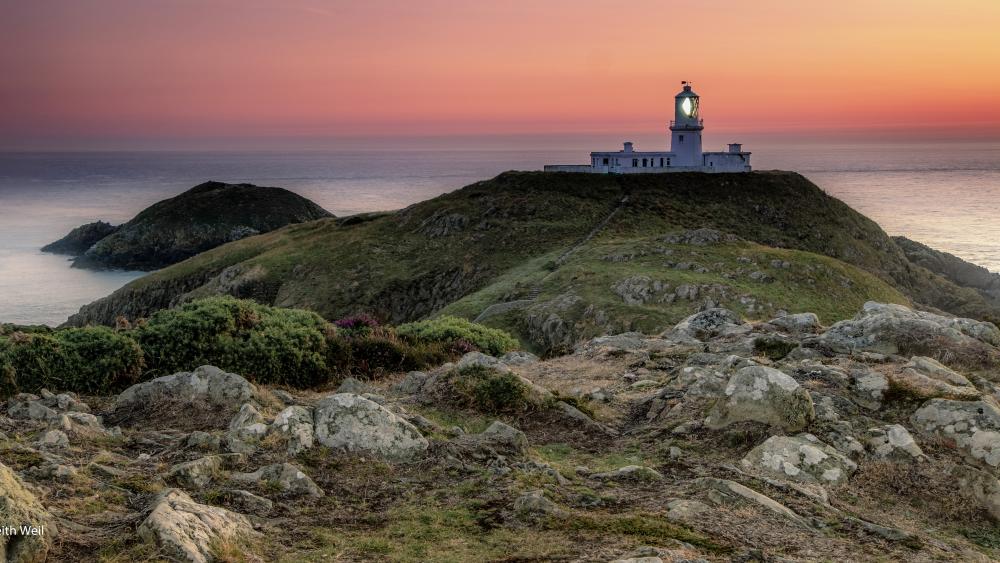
top-left (768, 312), bottom-right (822, 335)
top-left (138, 488), bottom-right (253, 563)
top-left (230, 463), bottom-right (323, 498)
top-left (706, 366), bottom-right (815, 431)
top-left (887, 356), bottom-right (979, 400)
top-left (0, 462), bottom-right (57, 562)
top-left (313, 393), bottom-right (428, 462)
top-left (270, 405), bottom-right (315, 455)
top-left (666, 308), bottom-right (751, 341)
top-left (41, 220), bottom-right (119, 255)
top-left (911, 399), bottom-right (1000, 470)
top-left (68, 181), bottom-right (332, 271)
top-left (866, 424), bottom-right (925, 461)
top-left (740, 434), bottom-right (857, 485)
top-left (225, 403), bottom-right (268, 454)
top-left (114, 365), bottom-right (256, 417)
top-left (592, 465), bottom-right (664, 482)
top-left (815, 302), bottom-right (1000, 367)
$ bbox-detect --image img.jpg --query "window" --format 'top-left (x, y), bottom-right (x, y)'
top-left (659, 158), bottom-right (664, 166)
top-left (666, 158), bottom-right (671, 166)
top-left (679, 135), bottom-right (684, 142)
top-left (642, 158), bottom-right (647, 167)
top-left (632, 158), bottom-right (638, 167)
top-left (602, 157), bottom-right (609, 165)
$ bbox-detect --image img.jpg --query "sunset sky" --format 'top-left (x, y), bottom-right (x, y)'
top-left (2, 0), bottom-right (999, 149)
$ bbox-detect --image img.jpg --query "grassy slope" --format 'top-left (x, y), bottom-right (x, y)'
top-left (67, 171), bottom-right (994, 342)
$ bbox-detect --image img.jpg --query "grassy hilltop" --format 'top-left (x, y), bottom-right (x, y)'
top-left (66, 171), bottom-right (995, 352)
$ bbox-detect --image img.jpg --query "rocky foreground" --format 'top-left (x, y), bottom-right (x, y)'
top-left (4, 301), bottom-right (1000, 561)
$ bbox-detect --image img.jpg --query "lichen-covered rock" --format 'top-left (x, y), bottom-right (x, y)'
top-left (866, 424), bottom-right (925, 461)
top-left (850, 368), bottom-right (889, 410)
top-left (114, 365), bottom-right (256, 414)
top-left (165, 454), bottom-right (243, 490)
top-left (665, 498), bottom-right (711, 523)
top-left (706, 366), bottom-right (815, 431)
top-left (466, 421), bottom-right (529, 457)
top-left (592, 465), bottom-right (664, 482)
top-left (911, 398), bottom-right (1000, 470)
top-left (769, 312), bottom-right (822, 335)
top-left (513, 490), bottom-right (561, 520)
top-left (0, 462), bottom-right (56, 563)
top-left (696, 477), bottom-right (808, 527)
top-left (887, 356), bottom-right (979, 400)
top-left (741, 434), bottom-right (857, 485)
top-left (138, 488), bottom-right (253, 563)
top-left (953, 464), bottom-right (1000, 522)
top-left (815, 302), bottom-right (1000, 367)
top-left (500, 351), bottom-right (540, 366)
top-left (230, 462), bottom-right (323, 498)
top-left (225, 403), bottom-right (268, 454)
top-left (270, 405), bottom-right (315, 455)
top-left (313, 393), bottom-right (428, 462)
top-left (666, 308), bottom-right (751, 342)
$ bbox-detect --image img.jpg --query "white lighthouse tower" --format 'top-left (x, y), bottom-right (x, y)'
top-left (544, 80), bottom-right (751, 174)
top-left (669, 83), bottom-right (703, 166)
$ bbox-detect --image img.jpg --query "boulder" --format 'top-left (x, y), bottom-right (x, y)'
top-left (0, 462), bottom-right (56, 563)
top-left (866, 424), bottom-right (925, 461)
top-left (225, 403), bottom-right (268, 454)
top-left (475, 421), bottom-right (529, 456)
top-left (887, 356), bottom-right (979, 400)
top-left (165, 454), bottom-right (243, 490)
top-left (696, 477), bottom-right (809, 527)
top-left (706, 366), bottom-right (815, 432)
top-left (270, 406), bottom-right (315, 455)
top-left (513, 490), bottom-right (561, 520)
top-left (592, 465), bottom-right (664, 482)
top-left (814, 302), bottom-right (1000, 367)
top-left (230, 463), bottom-right (323, 498)
top-left (911, 399), bottom-right (1000, 470)
top-left (849, 368), bottom-right (889, 411)
top-left (313, 394), bottom-right (428, 462)
top-left (37, 430), bottom-right (69, 449)
top-left (392, 371), bottom-right (430, 395)
top-left (740, 434), bottom-right (857, 485)
top-left (953, 464), bottom-right (1000, 522)
top-left (500, 351), bottom-right (540, 366)
top-left (114, 365), bottom-right (256, 415)
top-left (665, 499), bottom-right (711, 523)
top-left (138, 488), bottom-right (253, 563)
top-left (769, 312), bottom-right (822, 335)
top-left (666, 308), bottom-right (751, 342)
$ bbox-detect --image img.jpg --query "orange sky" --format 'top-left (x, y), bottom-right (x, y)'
top-left (2, 0), bottom-right (999, 148)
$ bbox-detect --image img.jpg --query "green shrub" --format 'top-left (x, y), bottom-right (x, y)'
top-left (397, 316), bottom-right (518, 357)
top-left (346, 331), bottom-right (451, 379)
top-left (0, 327), bottom-right (144, 397)
top-left (135, 296), bottom-right (332, 387)
top-left (451, 365), bottom-right (530, 414)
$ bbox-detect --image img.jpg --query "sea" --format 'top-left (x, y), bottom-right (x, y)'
top-left (1, 139), bottom-right (998, 326)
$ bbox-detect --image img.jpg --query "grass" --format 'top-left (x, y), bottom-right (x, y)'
top-left (72, 170), bottom-right (993, 340)
top-left (284, 503), bottom-right (576, 562)
top-left (534, 442), bottom-right (662, 475)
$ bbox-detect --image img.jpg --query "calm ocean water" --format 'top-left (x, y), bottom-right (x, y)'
top-left (1, 140), bottom-right (998, 326)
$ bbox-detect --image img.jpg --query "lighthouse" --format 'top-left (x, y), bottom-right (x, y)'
top-left (669, 83), bottom-right (704, 167)
top-left (544, 81), bottom-right (751, 174)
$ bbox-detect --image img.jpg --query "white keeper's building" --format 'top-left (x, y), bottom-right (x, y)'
top-left (544, 82), bottom-right (751, 174)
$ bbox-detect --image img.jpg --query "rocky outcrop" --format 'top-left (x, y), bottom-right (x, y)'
top-left (814, 301), bottom-right (1000, 368)
top-left (138, 488), bottom-right (253, 563)
top-left (666, 308), bottom-right (751, 342)
top-left (741, 434), bottom-right (857, 485)
top-left (63, 181), bottom-right (332, 271)
top-left (707, 366), bottom-right (815, 431)
top-left (0, 462), bottom-right (56, 563)
top-left (894, 236), bottom-right (1000, 302)
top-left (114, 366), bottom-right (256, 420)
top-left (313, 393), bottom-right (428, 462)
top-left (911, 399), bottom-right (1000, 470)
top-left (41, 221), bottom-right (119, 255)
